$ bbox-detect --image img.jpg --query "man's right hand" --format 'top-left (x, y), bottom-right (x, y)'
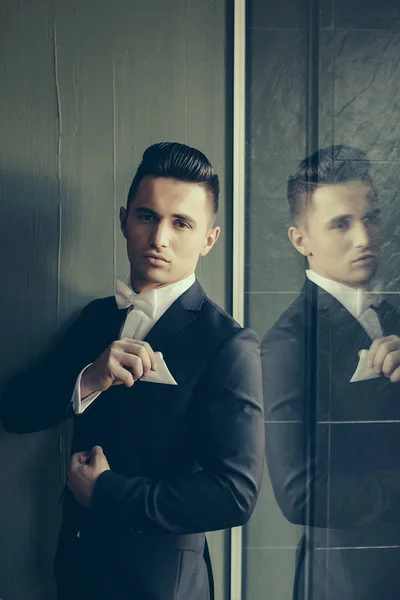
top-left (80, 338), bottom-right (158, 397)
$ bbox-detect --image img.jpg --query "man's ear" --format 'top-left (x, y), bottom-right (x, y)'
top-left (200, 226), bottom-right (221, 257)
top-left (288, 226), bottom-right (312, 257)
top-left (120, 207), bottom-right (128, 239)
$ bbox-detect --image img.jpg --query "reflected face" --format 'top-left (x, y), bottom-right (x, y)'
top-left (120, 176), bottom-right (220, 292)
top-left (293, 180), bottom-right (381, 288)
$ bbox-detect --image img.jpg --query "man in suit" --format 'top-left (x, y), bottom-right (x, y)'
top-left (1, 142), bottom-right (264, 600)
top-left (262, 145), bottom-right (400, 600)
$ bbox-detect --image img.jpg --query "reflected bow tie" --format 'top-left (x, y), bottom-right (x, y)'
top-left (115, 279), bottom-right (158, 320)
top-left (356, 288), bottom-right (382, 318)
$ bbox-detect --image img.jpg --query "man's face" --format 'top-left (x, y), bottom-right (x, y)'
top-left (290, 180), bottom-right (381, 288)
top-left (120, 176), bottom-right (220, 292)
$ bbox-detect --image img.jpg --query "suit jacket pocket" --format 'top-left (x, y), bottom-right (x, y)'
top-left (123, 380), bottom-right (191, 428)
top-left (127, 531), bottom-right (205, 552)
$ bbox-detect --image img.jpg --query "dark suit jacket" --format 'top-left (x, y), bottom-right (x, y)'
top-left (262, 280), bottom-right (400, 600)
top-left (1, 280), bottom-right (265, 600)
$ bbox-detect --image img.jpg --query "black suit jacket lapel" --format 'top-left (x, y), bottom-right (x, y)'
top-left (305, 279), bottom-right (374, 344)
top-left (375, 300), bottom-right (400, 337)
top-left (144, 280), bottom-right (207, 352)
top-left (303, 280), bottom-right (373, 377)
top-left (97, 297), bottom-right (129, 348)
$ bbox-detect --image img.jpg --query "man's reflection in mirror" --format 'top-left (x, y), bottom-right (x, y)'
top-left (262, 145), bottom-right (400, 600)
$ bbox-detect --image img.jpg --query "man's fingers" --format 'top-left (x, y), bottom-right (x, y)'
top-left (368, 336), bottom-right (398, 369)
top-left (372, 342), bottom-right (388, 373)
top-left (112, 363), bottom-right (135, 388)
top-left (372, 340), bottom-right (400, 373)
top-left (139, 341), bottom-right (158, 371)
top-left (119, 352), bottom-right (147, 379)
top-left (89, 445), bottom-right (110, 472)
top-left (382, 350), bottom-right (400, 378)
top-left (70, 451), bottom-right (90, 467)
top-left (89, 445), bottom-right (103, 463)
top-left (79, 452), bottom-right (91, 464)
top-left (390, 365), bottom-right (400, 383)
top-left (134, 345), bottom-right (153, 376)
top-left (119, 339), bottom-right (158, 371)
top-left (367, 338), bottom-right (383, 367)
top-left (68, 452), bottom-right (90, 478)
top-left (120, 343), bottom-right (154, 376)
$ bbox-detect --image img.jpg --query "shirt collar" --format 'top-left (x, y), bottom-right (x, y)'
top-left (116, 272), bottom-right (196, 321)
top-left (151, 273), bottom-right (196, 319)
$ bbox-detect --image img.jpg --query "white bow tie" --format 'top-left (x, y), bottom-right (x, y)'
top-left (115, 279), bottom-right (158, 320)
top-left (356, 288), bottom-right (382, 318)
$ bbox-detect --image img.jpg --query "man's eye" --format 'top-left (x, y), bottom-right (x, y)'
top-left (365, 213), bottom-right (380, 223)
top-left (139, 214), bottom-right (156, 221)
top-left (332, 220), bottom-right (348, 230)
top-left (176, 221), bottom-right (190, 229)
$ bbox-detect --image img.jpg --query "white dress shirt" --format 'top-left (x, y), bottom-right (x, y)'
top-left (72, 273), bottom-right (196, 414)
top-left (306, 269), bottom-right (383, 340)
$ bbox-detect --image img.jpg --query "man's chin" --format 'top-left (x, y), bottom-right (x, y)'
top-left (138, 267), bottom-right (171, 286)
top-left (350, 266), bottom-right (377, 287)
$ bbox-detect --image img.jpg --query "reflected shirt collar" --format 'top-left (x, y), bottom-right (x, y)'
top-left (306, 269), bottom-right (382, 319)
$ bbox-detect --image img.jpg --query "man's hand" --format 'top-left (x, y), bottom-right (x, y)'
top-left (67, 445), bottom-right (111, 507)
top-left (81, 338), bottom-right (158, 397)
top-left (367, 335), bottom-right (400, 383)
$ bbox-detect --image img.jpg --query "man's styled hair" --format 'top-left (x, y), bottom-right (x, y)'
top-left (127, 142), bottom-right (220, 220)
top-left (287, 145), bottom-right (376, 224)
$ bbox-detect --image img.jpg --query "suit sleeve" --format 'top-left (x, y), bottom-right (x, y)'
top-left (262, 325), bottom-right (400, 529)
top-left (91, 327), bottom-right (265, 534)
top-left (0, 302), bottom-right (99, 433)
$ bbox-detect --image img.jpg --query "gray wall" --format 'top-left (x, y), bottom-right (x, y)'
top-left (244, 0), bottom-right (400, 598)
top-left (0, 2), bottom-right (231, 599)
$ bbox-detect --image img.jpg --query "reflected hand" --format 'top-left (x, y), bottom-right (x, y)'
top-left (367, 335), bottom-right (400, 383)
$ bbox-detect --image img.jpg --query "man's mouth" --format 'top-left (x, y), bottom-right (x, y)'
top-left (143, 253), bottom-right (170, 264)
top-left (353, 254), bottom-right (377, 265)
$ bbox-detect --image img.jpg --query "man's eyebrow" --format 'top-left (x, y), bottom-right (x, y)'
top-left (135, 207), bottom-right (197, 226)
top-left (327, 214), bottom-right (352, 226)
top-left (135, 207), bottom-right (159, 217)
top-left (364, 207), bottom-right (381, 218)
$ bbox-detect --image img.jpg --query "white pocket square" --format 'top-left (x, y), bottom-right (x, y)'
top-left (350, 349), bottom-right (380, 383)
top-left (140, 352), bottom-right (177, 385)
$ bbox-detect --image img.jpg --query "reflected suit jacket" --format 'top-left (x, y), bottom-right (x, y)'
top-left (262, 280), bottom-right (400, 600)
top-left (1, 280), bottom-right (265, 600)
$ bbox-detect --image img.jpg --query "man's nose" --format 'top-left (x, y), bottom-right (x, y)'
top-left (149, 222), bottom-right (169, 249)
top-left (353, 222), bottom-right (370, 248)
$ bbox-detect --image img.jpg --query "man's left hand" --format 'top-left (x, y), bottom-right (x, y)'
top-left (367, 335), bottom-right (400, 383)
top-left (67, 445), bottom-right (110, 507)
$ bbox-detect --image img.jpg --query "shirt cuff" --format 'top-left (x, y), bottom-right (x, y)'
top-left (72, 364), bottom-right (101, 415)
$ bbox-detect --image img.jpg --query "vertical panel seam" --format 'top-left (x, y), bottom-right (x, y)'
top-left (231, 3), bottom-right (246, 599)
top-left (53, 12), bottom-right (62, 328)
top-left (112, 60), bottom-right (117, 282)
top-left (304, 3), bottom-right (320, 598)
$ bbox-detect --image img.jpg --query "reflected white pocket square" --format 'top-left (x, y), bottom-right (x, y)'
top-left (140, 351), bottom-right (177, 385)
top-left (350, 349), bottom-right (381, 383)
